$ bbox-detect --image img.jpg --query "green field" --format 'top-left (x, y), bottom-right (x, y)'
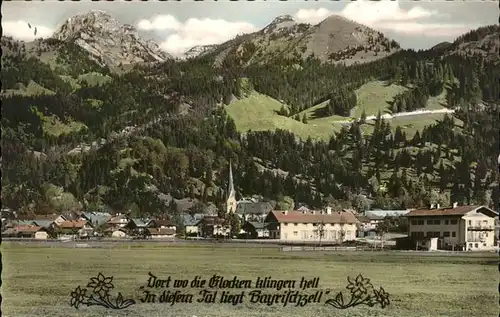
top-left (227, 81), bottom-right (451, 141)
top-left (2, 243), bottom-right (496, 317)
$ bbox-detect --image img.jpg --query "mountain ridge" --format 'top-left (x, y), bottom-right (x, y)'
top-left (51, 10), bottom-right (172, 70)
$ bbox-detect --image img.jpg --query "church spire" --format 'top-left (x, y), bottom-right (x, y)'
top-left (228, 160), bottom-right (235, 198)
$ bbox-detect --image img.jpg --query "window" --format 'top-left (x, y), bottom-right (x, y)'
top-left (294, 223), bottom-right (298, 226)
top-left (293, 231), bottom-right (298, 236)
top-left (426, 232), bottom-right (432, 237)
top-left (433, 220), bottom-right (440, 225)
top-left (450, 220), bottom-right (457, 225)
top-left (483, 243), bottom-right (487, 247)
top-left (427, 220), bottom-right (433, 225)
top-left (468, 243), bottom-right (473, 248)
top-left (284, 222), bottom-right (288, 226)
top-left (474, 243), bottom-right (478, 248)
top-left (444, 220), bottom-right (449, 225)
top-left (411, 220), bottom-right (417, 225)
top-left (451, 232), bottom-right (456, 237)
top-left (468, 220), bottom-right (472, 225)
top-left (418, 220), bottom-right (424, 225)
top-left (443, 232), bottom-right (450, 237)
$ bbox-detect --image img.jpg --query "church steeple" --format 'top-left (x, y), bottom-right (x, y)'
top-left (228, 160), bottom-right (235, 199)
top-left (226, 160), bottom-right (237, 214)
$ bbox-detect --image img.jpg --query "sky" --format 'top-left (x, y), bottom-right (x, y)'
top-left (2, 0), bottom-right (498, 57)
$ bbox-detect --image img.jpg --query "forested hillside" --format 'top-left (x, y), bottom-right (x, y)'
top-left (2, 17), bottom-right (498, 220)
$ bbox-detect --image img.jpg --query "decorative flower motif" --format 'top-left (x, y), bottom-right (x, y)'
top-left (325, 274), bottom-right (390, 310)
top-left (70, 286), bottom-right (87, 309)
top-left (70, 272), bottom-right (135, 310)
top-left (87, 273), bottom-right (114, 298)
top-left (374, 287), bottom-right (390, 308)
top-left (346, 274), bottom-right (373, 298)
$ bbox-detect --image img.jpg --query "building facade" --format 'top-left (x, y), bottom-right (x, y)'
top-left (406, 204), bottom-right (497, 251)
top-left (264, 209), bottom-right (360, 243)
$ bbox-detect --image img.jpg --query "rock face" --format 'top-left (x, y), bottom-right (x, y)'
top-left (183, 44), bottom-right (218, 59)
top-left (197, 14), bottom-right (400, 66)
top-left (52, 10), bottom-right (172, 68)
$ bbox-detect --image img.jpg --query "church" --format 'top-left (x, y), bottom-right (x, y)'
top-left (225, 162), bottom-right (274, 222)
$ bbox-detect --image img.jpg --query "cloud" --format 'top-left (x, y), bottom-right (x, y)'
top-left (137, 15), bottom-right (258, 56)
top-left (2, 20), bottom-right (54, 41)
top-left (294, 8), bottom-right (332, 25)
top-left (137, 15), bottom-right (181, 31)
top-left (293, 1), bottom-right (466, 37)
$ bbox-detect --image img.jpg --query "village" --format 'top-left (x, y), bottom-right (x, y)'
top-left (2, 164), bottom-right (498, 252)
top-left (2, 200), bottom-right (498, 252)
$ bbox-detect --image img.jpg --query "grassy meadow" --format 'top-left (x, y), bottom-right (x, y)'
top-left (1, 242), bottom-right (496, 317)
top-left (227, 80), bottom-right (452, 141)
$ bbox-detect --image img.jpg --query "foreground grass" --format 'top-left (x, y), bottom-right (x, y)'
top-left (2, 243), bottom-right (496, 317)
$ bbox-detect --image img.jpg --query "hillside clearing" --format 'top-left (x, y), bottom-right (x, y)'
top-left (228, 81), bottom-right (453, 141)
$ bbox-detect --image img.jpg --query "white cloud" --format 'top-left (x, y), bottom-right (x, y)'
top-left (137, 15), bottom-right (181, 31)
top-left (294, 8), bottom-right (332, 25)
top-left (137, 15), bottom-right (258, 56)
top-left (293, 1), bottom-right (465, 37)
top-left (2, 20), bottom-right (54, 41)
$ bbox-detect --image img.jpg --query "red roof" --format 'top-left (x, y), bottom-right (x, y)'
top-left (14, 225), bottom-right (44, 233)
top-left (58, 220), bottom-right (87, 229)
top-left (268, 210), bottom-right (360, 224)
top-left (405, 205), bottom-right (480, 217)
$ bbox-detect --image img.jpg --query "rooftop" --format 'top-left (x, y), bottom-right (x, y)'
top-left (268, 210), bottom-right (360, 224)
top-left (406, 205), bottom-right (481, 217)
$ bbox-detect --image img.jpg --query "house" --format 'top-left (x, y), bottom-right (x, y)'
top-left (57, 220), bottom-right (93, 238)
top-left (182, 213), bottom-right (205, 236)
top-left (236, 201), bottom-right (274, 222)
top-left (355, 215), bottom-right (377, 238)
top-left (106, 214), bottom-right (136, 231)
top-left (264, 209), bottom-right (360, 242)
top-left (405, 203), bottom-right (498, 251)
top-left (196, 216), bottom-right (230, 238)
top-left (242, 221), bottom-right (270, 239)
top-left (148, 228), bottom-right (176, 239)
top-left (3, 225), bottom-right (48, 239)
top-left (17, 213), bottom-right (68, 226)
top-left (80, 212), bottom-right (112, 228)
top-left (148, 219), bottom-right (176, 230)
top-left (109, 228), bottom-right (128, 238)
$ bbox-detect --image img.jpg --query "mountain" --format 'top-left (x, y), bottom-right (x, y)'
top-left (183, 45), bottom-right (219, 59)
top-left (2, 11), bottom-right (498, 221)
top-left (430, 41), bottom-right (453, 52)
top-left (51, 10), bottom-right (172, 70)
top-left (445, 24), bottom-right (500, 64)
top-left (195, 14), bottom-right (400, 66)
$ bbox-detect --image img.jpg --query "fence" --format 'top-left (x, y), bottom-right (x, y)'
top-left (2, 237), bottom-right (372, 247)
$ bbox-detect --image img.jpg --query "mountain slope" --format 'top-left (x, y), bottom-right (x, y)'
top-left (195, 14), bottom-right (400, 66)
top-left (52, 10), bottom-right (172, 70)
top-left (435, 24), bottom-right (500, 64)
top-left (2, 11), bottom-right (498, 219)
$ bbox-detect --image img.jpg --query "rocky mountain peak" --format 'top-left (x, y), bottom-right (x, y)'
top-left (272, 15), bottom-right (295, 24)
top-left (52, 10), bottom-right (172, 69)
top-left (262, 14), bottom-right (298, 34)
